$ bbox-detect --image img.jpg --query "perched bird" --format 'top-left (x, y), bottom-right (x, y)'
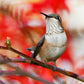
top-left (27, 12), bottom-right (67, 70)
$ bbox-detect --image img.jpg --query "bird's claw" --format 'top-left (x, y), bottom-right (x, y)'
top-left (53, 66), bottom-right (57, 71)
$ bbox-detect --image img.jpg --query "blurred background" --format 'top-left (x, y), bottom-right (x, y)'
top-left (0, 0), bottom-right (84, 84)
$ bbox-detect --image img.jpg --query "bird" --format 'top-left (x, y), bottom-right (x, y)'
top-left (27, 12), bottom-right (67, 71)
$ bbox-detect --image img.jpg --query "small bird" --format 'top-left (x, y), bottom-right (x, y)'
top-left (27, 12), bottom-right (67, 70)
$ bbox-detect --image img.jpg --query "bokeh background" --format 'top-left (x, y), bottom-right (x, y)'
top-left (0, 0), bottom-right (84, 84)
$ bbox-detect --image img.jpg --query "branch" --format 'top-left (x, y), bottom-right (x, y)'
top-left (0, 80), bottom-right (5, 84)
top-left (0, 54), bottom-right (30, 64)
top-left (54, 74), bottom-right (66, 84)
top-left (0, 66), bottom-right (55, 84)
top-left (0, 45), bottom-right (84, 82)
top-left (0, 39), bottom-right (84, 82)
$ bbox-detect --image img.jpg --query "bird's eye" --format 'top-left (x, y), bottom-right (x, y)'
top-left (56, 16), bottom-right (61, 23)
top-left (56, 16), bottom-right (61, 20)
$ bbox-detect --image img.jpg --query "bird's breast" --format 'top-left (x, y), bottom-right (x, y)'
top-left (39, 39), bottom-right (67, 62)
top-left (45, 32), bottom-right (67, 47)
top-left (39, 32), bottom-right (67, 62)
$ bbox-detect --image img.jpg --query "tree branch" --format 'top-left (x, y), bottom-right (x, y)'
top-left (0, 45), bottom-right (84, 82)
top-left (0, 67), bottom-right (55, 84)
top-left (0, 54), bottom-right (30, 64)
top-left (0, 39), bottom-right (84, 82)
top-left (0, 80), bottom-right (5, 84)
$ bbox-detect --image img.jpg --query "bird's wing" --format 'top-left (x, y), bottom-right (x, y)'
top-left (32, 35), bottom-right (45, 58)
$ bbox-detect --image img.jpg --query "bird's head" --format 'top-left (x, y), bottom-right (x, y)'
top-left (40, 12), bottom-right (62, 25)
top-left (40, 12), bottom-right (64, 33)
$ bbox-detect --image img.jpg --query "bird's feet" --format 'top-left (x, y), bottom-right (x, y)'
top-left (53, 61), bottom-right (57, 71)
top-left (44, 62), bottom-right (48, 68)
top-left (53, 66), bottom-right (57, 71)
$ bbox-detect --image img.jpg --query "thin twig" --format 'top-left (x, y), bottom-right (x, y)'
top-left (0, 54), bottom-right (30, 64)
top-left (0, 67), bottom-right (55, 84)
top-left (54, 74), bottom-right (66, 84)
top-left (0, 45), bottom-right (84, 82)
top-left (0, 80), bottom-right (5, 84)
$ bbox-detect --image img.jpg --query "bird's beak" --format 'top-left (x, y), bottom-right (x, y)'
top-left (40, 12), bottom-right (50, 17)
